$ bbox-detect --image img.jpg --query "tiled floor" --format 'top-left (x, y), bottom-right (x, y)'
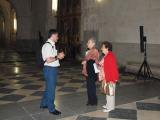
top-left (0, 51), bottom-right (137, 105)
top-left (0, 49), bottom-right (159, 120)
top-left (0, 60), bottom-right (137, 105)
top-left (59, 97), bottom-right (160, 120)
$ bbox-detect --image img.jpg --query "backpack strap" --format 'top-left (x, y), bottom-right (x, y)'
top-left (43, 42), bottom-right (56, 63)
top-left (45, 42), bottom-right (54, 48)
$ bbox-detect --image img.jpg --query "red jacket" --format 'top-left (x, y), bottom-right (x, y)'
top-left (103, 51), bottom-right (119, 83)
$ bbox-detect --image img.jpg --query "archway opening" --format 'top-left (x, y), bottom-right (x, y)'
top-left (0, 0), bottom-right (17, 48)
top-left (0, 8), bottom-right (5, 48)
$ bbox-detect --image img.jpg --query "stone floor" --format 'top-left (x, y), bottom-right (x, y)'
top-left (0, 49), bottom-right (159, 120)
top-left (58, 97), bottom-right (160, 120)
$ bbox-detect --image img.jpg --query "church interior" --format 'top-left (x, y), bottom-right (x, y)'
top-left (0, 0), bottom-right (160, 120)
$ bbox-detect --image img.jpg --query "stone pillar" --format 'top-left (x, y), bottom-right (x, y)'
top-left (0, 0), bottom-right (12, 47)
top-left (81, 0), bottom-right (100, 56)
top-left (45, 0), bottom-right (57, 37)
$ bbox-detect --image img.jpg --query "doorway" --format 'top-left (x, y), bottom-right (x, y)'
top-left (0, 0), bottom-right (17, 48)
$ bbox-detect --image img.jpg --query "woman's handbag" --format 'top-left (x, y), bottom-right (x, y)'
top-left (101, 81), bottom-right (115, 96)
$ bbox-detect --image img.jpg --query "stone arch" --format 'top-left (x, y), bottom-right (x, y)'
top-left (0, 0), bottom-right (17, 47)
top-left (0, 7), bottom-right (5, 47)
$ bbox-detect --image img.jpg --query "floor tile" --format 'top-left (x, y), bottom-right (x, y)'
top-left (0, 94), bottom-right (26, 102)
top-left (0, 83), bottom-right (9, 87)
top-left (16, 80), bottom-right (33, 84)
top-left (22, 85), bottom-right (42, 90)
top-left (109, 108), bottom-right (137, 120)
top-left (136, 102), bottom-right (160, 111)
top-left (137, 110), bottom-right (160, 120)
top-left (58, 87), bottom-right (77, 92)
top-left (76, 115), bottom-right (106, 120)
top-left (0, 88), bottom-right (16, 94)
top-left (31, 91), bottom-right (44, 96)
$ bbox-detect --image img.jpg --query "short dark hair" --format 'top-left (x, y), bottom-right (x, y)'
top-left (48, 29), bottom-right (58, 38)
top-left (101, 41), bottom-right (112, 51)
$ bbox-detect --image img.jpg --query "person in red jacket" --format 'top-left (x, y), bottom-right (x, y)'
top-left (100, 41), bottom-right (119, 112)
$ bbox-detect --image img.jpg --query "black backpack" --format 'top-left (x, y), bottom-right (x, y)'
top-left (37, 42), bottom-right (54, 68)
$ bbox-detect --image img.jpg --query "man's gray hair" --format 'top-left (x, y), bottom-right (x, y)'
top-left (88, 37), bottom-right (96, 44)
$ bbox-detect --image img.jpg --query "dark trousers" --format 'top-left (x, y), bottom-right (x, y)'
top-left (86, 76), bottom-right (97, 105)
top-left (86, 59), bottom-right (98, 105)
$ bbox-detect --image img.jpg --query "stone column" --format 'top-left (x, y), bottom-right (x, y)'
top-left (81, 0), bottom-right (100, 57)
top-left (45, 0), bottom-right (57, 36)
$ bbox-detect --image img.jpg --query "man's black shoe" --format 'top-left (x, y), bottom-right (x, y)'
top-left (50, 109), bottom-right (61, 115)
top-left (55, 109), bottom-right (61, 114)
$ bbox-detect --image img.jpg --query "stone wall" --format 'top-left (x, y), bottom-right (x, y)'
top-left (81, 0), bottom-right (160, 66)
top-left (10, 0), bottom-right (57, 52)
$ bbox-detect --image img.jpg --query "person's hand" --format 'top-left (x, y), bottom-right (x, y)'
top-left (82, 70), bottom-right (88, 77)
top-left (81, 61), bottom-right (86, 65)
top-left (57, 52), bottom-right (65, 60)
top-left (46, 57), bottom-right (55, 63)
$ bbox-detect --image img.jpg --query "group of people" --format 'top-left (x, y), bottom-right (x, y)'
top-left (40, 29), bottom-right (119, 115)
top-left (82, 37), bottom-right (119, 112)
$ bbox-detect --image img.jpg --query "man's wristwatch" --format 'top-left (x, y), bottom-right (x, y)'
top-left (55, 56), bottom-right (59, 60)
